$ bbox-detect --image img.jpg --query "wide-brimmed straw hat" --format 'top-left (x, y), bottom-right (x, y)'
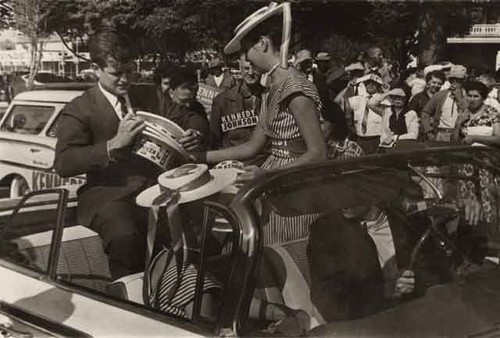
top-left (136, 164), bottom-right (237, 207)
top-left (224, 2), bottom-right (290, 55)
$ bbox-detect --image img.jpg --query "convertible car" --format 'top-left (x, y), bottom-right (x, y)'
top-left (0, 144), bottom-right (499, 337)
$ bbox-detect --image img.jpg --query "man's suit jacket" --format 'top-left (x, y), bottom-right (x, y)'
top-left (420, 89), bottom-right (467, 136)
top-left (54, 85), bottom-right (161, 226)
top-left (307, 206), bottom-right (430, 322)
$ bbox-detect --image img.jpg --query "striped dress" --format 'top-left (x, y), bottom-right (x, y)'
top-left (154, 259), bottom-right (222, 319)
top-left (259, 74), bottom-right (324, 245)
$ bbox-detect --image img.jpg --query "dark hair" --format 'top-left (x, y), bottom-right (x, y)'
top-left (88, 29), bottom-right (134, 68)
top-left (322, 101), bottom-right (349, 140)
top-left (154, 61), bottom-right (175, 85)
top-left (464, 81), bottom-right (489, 99)
top-left (240, 15), bottom-right (283, 53)
top-left (425, 70), bottom-right (446, 83)
top-left (169, 66), bottom-right (198, 90)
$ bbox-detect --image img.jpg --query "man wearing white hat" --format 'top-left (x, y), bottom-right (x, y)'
top-left (421, 64), bottom-right (468, 142)
top-left (204, 57), bottom-right (235, 90)
top-left (345, 73), bottom-right (384, 154)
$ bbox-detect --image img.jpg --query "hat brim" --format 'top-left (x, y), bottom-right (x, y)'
top-left (224, 4), bottom-right (286, 55)
top-left (136, 169), bottom-right (238, 207)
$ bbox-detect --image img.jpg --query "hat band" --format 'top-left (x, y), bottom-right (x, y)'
top-left (160, 170), bottom-right (212, 194)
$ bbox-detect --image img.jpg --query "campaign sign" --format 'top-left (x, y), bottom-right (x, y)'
top-left (197, 83), bottom-right (223, 116)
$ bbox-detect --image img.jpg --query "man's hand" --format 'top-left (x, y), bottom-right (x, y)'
top-left (457, 198), bottom-right (482, 226)
top-left (108, 112), bottom-right (145, 151)
top-left (393, 269), bottom-right (415, 298)
top-left (178, 129), bottom-right (203, 151)
top-left (235, 165), bottom-right (264, 186)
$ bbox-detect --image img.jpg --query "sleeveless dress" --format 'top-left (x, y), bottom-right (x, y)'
top-left (258, 74), bottom-right (324, 245)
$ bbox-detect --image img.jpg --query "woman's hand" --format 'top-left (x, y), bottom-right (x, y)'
top-left (235, 165), bottom-right (264, 186)
top-left (178, 129), bottom-right (203, 151)
top-left (457, 198), bottom-right (482, 226)
top-left (393, 270), bottom-right (415, 298)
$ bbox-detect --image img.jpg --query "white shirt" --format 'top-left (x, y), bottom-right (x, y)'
top-left (213, 74), bottom-right (224, 87)
top-left (485, 88), bottom-right (500, 111)
top-left (98, 82), bottom-right (133, 120)
top-left (380, 107), bottom-right (419, 147)
top-left (438, 92), bottom-right (458, 129)
top-left (349, 95), bottom-right (382, 137)
top-left (362, 212), bottom-right (396, 269)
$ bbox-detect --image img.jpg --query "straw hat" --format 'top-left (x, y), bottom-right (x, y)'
top-left (136, 164), bottom-right (237, 207)
top-left (315, 52), bottom-right (330, 61)
top-left (448, 65), bottom-right (467, 79)
top-left (387, 88), bottom-right (407, 97)
top-left (224, 2), bottom-right (290, 55)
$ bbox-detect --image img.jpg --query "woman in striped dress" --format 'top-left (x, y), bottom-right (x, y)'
top-left (205, 15), bottom-right (326, 245)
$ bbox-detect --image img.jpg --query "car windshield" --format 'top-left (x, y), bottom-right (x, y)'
top-left (1, 105), bottom-right (55, 135)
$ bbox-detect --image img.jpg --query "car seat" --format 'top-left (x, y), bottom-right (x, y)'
top-left (257, 238), bottom-right (325, 329)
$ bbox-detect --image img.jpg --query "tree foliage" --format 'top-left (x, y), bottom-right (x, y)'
top-left (4, 0), bottom-right (495, 77)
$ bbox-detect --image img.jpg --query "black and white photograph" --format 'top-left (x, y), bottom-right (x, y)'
top-left (0, 0), bottom-right (500, 336)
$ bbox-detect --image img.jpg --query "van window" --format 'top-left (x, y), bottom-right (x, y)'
top-left (0, 105), bottom-right (55, 135)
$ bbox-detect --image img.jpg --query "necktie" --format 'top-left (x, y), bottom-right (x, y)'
top-left (361, 96), bottom-right (372, 135)
top-left (117, 95), bottom-right (128, 119)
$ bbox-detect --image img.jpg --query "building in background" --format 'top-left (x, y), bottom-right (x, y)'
top-left (448, 23), bottom-right (500, 71)
top-left (0, 29), bottom-right (89, 78)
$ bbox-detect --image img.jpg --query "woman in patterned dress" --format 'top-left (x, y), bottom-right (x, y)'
top-left (205, 15), bottom-right (326, 245)
top-left (454, 81), bottom-right (500, 228)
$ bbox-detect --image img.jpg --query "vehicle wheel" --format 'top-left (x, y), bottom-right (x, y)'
top-left (9, 176), bottom-right (30, 198)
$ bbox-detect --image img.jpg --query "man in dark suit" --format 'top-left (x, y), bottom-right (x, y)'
top-left (54, 30), bottom-right (163, 279)
top-left (308, 205), bottom-right (417, 322)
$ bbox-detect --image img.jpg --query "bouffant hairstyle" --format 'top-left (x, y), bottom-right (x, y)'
top-left (464, 81), bottom-right (489, 100)
top-left (88, 29), bottom-right (135, 68)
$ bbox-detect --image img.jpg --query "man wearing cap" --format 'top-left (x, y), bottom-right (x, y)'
top-left (204, 57), bottom-right (235, 90)
top-left (421, 65), bottom-right (468, 142)
top-left (210, 55), bottom-right (267, 165)
top-left (345, 73), bottom-right (384, 154)
top-left (54, 30), bottom-right (162, 279)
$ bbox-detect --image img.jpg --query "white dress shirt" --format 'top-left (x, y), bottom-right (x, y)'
top-left (349, 94), bottom-right (382, 137)
top-left (98, 82), bottom-right (133, 120)
top-left (438, 92), bottom-right (458, 129)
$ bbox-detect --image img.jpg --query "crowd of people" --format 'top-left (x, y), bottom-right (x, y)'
top-left (50, 2), bottom-right (499, 333)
